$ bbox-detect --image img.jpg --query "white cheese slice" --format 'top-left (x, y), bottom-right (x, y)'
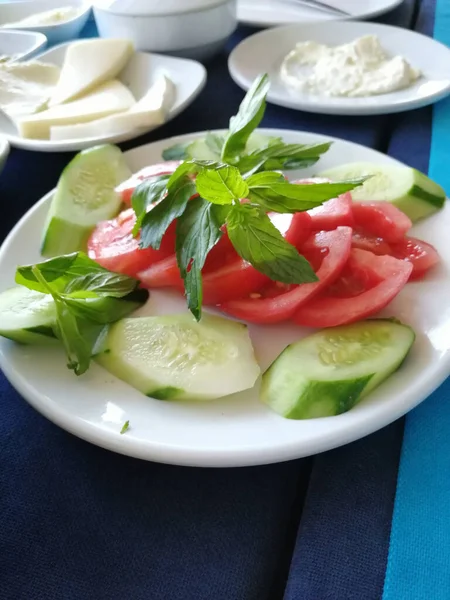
top-left (18, 79), bottom-right (135, 140)
top-left (49, 38), bottom-right (134, 107)
top-left (0, 60), bottom-right (60, 120)
top-left (49, 75), bottom-right (176, 141)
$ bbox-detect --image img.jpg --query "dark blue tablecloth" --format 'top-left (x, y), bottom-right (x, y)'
top-left (0, 2), bottom-right (436, 599)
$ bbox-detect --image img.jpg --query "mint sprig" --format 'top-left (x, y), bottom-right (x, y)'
top-left (132, 73), bottom-right (366, 320)
top-left (16, 253), bottom-right (148, 374)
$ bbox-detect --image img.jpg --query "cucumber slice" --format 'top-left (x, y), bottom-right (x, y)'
top-left (41, 144), bottom-right (132, 257)
top-left (319, 162), bottom-right (446, 222)
top-left (95, 313), bottom-right (260, 401)
top-left (0, 287), bottom-right (57, 344)
top-left (261, 320), bottom-right (415, 420)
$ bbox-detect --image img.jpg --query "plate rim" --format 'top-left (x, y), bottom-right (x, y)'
top-left (0, 44), bottom-right (207, 153)
top-left (1, 127), bottom-right (449, 468)
top-left (228, 21), bottom-right (450, 116)
top-left (237, 0), bottom-right (405, 27)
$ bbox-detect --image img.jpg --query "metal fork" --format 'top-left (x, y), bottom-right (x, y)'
top-left (286, 0), bottom-right (351, 17)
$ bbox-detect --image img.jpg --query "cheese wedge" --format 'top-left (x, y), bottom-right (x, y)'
top-left (49, 39), bottom-right (134, 106)
top-left (0, 60), bottom-right (60, 120)
top-left (18, 80), bottom-right (135, 140)
top-left (49, 75), bottom-right (176, 141)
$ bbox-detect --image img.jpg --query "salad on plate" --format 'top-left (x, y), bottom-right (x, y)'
top-left (0, 74), bottom-right (445, 422)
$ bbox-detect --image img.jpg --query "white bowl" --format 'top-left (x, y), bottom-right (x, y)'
top-left (0, 29), bottom-right (47, 61)
top-left (92, 0), bottom-right (237, 61)
top-left (0, 0), bottom-right (92, 45)
top-left (0, 137), bottom-right (9, 174)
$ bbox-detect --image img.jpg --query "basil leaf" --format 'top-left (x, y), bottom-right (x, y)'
top-left (140, 176), bottom-right (197, 250)
top-left (195, 165), bottom-right (249, 205)
top-left (226, 204), bottom-right (317, 284)
top-left (176, 197), bottom-right (227, 320)
top-left (221, 74), bottom-right (270, 164)
top-left (16, 253), bottom-right (139, 298)
top-left (205, 132), bottom-right (225, 157)
top-left (162, 141), bottom-right (191, 161)
top-left (54, 300), bottom-right (107, 375)
top-left (247, 172), bottom-right (366, 213)
top-left (131, 175), bottom-right (171, 234)
top-left (61, 289), bottom-right (148, 324)
top-left (238, 142), bottom-right (332, 177)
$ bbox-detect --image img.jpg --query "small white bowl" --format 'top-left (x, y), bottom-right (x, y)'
top-left (92, 0), bottom-right (237, 62)
top-left (0, 0), bottom-right (92, 46)
top-left (0, 29), bottom-right (47, 62)
top-left (0, 137), bottom-right (9, 175)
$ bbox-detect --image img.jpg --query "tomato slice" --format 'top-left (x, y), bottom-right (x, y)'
top-left (293, 248), bottom-right (413, 328)
top-left (116, 161), bottom-right (182, 205)
top-left (87, 208), bottom-right (176, 278)
top-left (219, 227), bottom-right (353, 324)
top-left (307, 193), bottom-right (354, 231)
top-left (389, 236), bottom-right (440, 280)
top-left (351, 230), bottom-right (392, 255)
top-left (351, 201), bottom-right (412, 243)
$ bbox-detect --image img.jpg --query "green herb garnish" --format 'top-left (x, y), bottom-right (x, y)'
top-left (132, 73), bottom-right (366, 320)
top-left (120, 420), bottom-right (130, 434)
top-left (15, 252), bottom-right (148, 375)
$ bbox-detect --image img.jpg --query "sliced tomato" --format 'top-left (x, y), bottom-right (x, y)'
top-left (293, 248), bottom-right (413, 328)
top-left (307, 193), bottom-right (354, 231)
top-left (87, 209), bottom-right (176, 278)
top-left (116, 161), bottom-right (182, 205)
top-left (219, 227), bottom-right (353, 324)
top-left (352, 201), bottom-right (412, 243)
top-left (389, 236), bottom-right (440, 280)
top-left (351, 230), bottom-right (392, 256)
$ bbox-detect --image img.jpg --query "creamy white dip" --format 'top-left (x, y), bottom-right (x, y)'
top-left (2, 7), bottom-right (80, 28)
top-left (280, 35), bottom-right (421, 97)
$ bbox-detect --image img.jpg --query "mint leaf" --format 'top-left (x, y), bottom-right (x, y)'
top-left (195, 166), bottom-right (249, 205)
top-left (131, 175), bottom-right (171, 234)
top-left (221, 74), bottom-right (270, 164)
top-left (247, 172), bottom-right (366, 213)
top-left (139, 176), bottom-right (197, 250)
top-left (205, 132), bottom-right (225, 157)
top-left (176, 197), bottom-right (227, 320)
top-left (162, 141), bottom-right (191, 161)
top-left (237, 142), bottom-right (332, 177)
top-left (120, 420), bottom-right (130, 434)
top-left (226, 204), bottom-right (317, 284)
top-left (16, 253), bottom-right (139, 298)
top-left (62, 290), bottom-right (148, 324)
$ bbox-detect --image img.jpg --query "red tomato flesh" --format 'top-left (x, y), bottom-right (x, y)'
top-left (87, 209), bottom-right (176, 278)
top-left (219, 227), bottom-right (353, 324)
top-left (307, 193), bottom-right (354, 231)
top-left (389, 236), bottom-right (440, 280)
top-left (351, 230), bottom-right (392, 256)
top-left (116, 161), bottom-right (182, 205)
top-left (351, 201), bottom-right (412, 243)
top-left (293, 248), bottom-right (413, 328)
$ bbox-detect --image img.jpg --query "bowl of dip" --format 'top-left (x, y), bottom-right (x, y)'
top-left (92, 0), bottom-right (237, 62)
top-left (0, 30), bottom-right (47, 63)
top-left (0, 0), bottom-right (92, 45)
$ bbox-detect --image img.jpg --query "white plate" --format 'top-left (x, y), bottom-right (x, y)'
top-left (229, 22), bottom-right (450, 116)
top-left (0, 128), bottom-right (449, 468)
top-left (0, 0), bottom-right (91, 45)
top-left (0, 135), bottom-right (9, 173)
top-left (237, 0), bottom-right (404, 27)
top-left (0, 42), bottom-right (207, 152)
top-left (0, 29), bottom-right (47, 61)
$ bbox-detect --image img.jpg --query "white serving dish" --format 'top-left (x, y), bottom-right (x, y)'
top-left (229, 21), bottom-right (450, 116)
top-left (0, 41), bottom-right (207, 152)
top-left (0, 0), bottom-right (92, 45)
top-left (92, 0), bottom-right (237, 62)
top-left (0, 128), bottom-right (449, 467)
top-left (0, 29), bottom-right (47, 61)
top-left (0, 136), bottom-right (9, 174)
